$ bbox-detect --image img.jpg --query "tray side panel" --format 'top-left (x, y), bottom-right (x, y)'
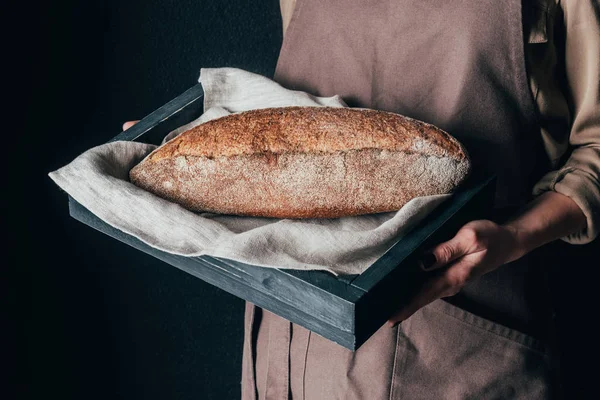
top-left (109, 83), bottom-right (205, 145)
top-left (69, 197), bottom-right (364, 349)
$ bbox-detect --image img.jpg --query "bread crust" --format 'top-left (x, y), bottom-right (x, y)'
top-left (130, 106), bottom-right (471, 218)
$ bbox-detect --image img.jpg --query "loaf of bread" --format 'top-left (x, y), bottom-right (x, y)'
top-left (129, 106), bottom-right (471, 218)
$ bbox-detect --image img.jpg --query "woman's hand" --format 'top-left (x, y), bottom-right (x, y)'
top-left (387, 220), bottom-right (524, 326)
top-left (387, 191), bottom-right (587, 327)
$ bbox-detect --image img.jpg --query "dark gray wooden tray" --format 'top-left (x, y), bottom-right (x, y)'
top-left (67, 82), bottom-right (496, 350)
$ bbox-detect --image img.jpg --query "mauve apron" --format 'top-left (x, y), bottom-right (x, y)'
top-left (241, 1), bottom-right (560, 398)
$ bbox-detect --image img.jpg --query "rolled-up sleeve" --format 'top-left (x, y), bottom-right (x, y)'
top-left (532, 0), bottom-right (600, 244)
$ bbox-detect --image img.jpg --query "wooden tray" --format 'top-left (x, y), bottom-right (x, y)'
top-left (67, 82), bottom-right (496, 350)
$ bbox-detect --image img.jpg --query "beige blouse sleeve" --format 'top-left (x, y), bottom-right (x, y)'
top-left (532, 0), bottom-right (600, 244)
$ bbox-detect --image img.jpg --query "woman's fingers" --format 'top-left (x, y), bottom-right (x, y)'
top-left (388, 228), bottom-right (477, 326)
top-left (122, 120), bottom-right (140, 131)
top-left (388, 220), bottom-right (515, 328)
top-left (388, 257), bottom-right (477, 327)
top-left (419, 224), bottom-right (484, 271)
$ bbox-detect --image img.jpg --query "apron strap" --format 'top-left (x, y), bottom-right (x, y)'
top-left (264, 313), bottom-right (292, 399)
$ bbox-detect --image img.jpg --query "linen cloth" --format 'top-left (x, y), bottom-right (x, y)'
top-left (49, 68), bottom-right (449, 276)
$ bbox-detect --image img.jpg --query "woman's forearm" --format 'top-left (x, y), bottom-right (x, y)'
top-left (503, 191), bottom-right (587, 261)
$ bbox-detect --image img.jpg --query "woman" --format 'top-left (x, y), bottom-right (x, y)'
top-left (238, 0), bottom-right (600, 399)
top-left (122, 0), bottom-right (598, 397)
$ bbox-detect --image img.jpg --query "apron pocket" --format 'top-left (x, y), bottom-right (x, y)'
top-left (390, 299), bottom-right (553, 400)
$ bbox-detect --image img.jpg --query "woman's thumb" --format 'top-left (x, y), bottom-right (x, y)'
top-left (419, 234), bottom-right (470, 271)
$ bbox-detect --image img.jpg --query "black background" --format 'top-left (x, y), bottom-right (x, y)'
top-left (13, 1), bottom-right (281, 399)
top-left (10, 0), bottom-right (598, 399)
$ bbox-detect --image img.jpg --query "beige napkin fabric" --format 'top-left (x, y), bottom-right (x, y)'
top-left (49, 68), bottom-right (449, 276)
